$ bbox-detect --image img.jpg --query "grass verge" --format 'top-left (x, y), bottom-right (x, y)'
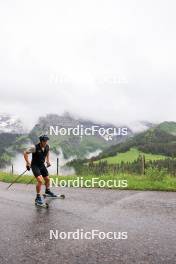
top-left (0, 172), bottom-right (175, 191)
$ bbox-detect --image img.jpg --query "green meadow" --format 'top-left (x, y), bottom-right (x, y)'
top-left (97, 148), bottom-right (167, 164)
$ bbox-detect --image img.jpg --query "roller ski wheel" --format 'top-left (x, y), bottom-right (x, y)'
top-left (35, 201), bottom-right (49, 208)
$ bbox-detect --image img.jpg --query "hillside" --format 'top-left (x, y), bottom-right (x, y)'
top-left (0, 133), bottom-right (29, 168)
top-left (0, 113), bottom-right (133, 168)
top-left (156, 121), bottom-right (176, 135)
top-left (1, 114), bottom-right (176, 169)
top-left (29, 113), bottom-right (132, 158)
top-left (94, 123), bottom-right (176, 161)
top-left (97, 148), bottom-right (167, 164)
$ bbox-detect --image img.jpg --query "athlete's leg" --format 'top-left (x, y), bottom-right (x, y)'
top-left (31, 165), bottom-right (42, 195)
top-left (31, 165), bottom-right (43, 204)
top-left (43, 176), bottom-right (50, 190)
top-left (43, 175), bottom-right (57, 197)
top-left (41, 166), bottom-right (56, 197)
top-left (36, 175), bottom-right (43, 194)
top-left (40, 166), bottom-right (50, 192)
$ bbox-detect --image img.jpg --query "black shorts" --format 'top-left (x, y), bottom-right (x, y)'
top-left (31, 164), bottom-right (49, 178)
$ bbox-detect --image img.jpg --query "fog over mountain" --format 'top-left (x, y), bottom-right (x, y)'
top-left (0, 112), bottom-right (154, 134)
top-left (0, 1), bottom-right (175, 128)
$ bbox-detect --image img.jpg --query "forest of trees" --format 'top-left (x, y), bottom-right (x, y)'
top-left (69, 155), bottom-right (176, 176)
top-left (94, 128), bottom-right (176, 160)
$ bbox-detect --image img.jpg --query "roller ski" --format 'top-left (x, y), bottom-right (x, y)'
top-left (42, 190), bottom-right (65, 207)
top-left (43, 189), bottom-right (65, 199)
top-left (35, 195), bottom-right (49, 208)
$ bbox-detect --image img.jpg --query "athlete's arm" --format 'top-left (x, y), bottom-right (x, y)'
top-left (46, 147), bottom-right (51, 167)
top-left (23, 152), bottom-right (31, 167)
top-left (23, 146), bottom-right (36, 167)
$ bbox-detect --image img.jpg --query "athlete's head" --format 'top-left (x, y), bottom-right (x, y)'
top-left (39, 135), bottom-right (49, 147)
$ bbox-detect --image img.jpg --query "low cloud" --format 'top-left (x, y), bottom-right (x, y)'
top-left (0, 0), bottom-right (175, 128)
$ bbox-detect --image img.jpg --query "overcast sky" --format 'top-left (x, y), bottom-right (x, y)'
top-left (0, 0), bottom-right (176, 128)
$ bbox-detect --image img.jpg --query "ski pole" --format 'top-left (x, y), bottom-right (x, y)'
top-left (7, 166), bottom-right (30, 190)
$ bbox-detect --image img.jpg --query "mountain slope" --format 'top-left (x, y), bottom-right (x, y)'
top-left (98, 148), bottom-right (167, 164)
top-left (29, 113), bottom-right (132, 158)
top-left (95, 123), bottom-right (176, 160)
top-left (156, 121), bottom-right (176, 135)
top-left (0, 114), bottom-right (24, 134)
top-left (0, 133), bottom-right (29, 168)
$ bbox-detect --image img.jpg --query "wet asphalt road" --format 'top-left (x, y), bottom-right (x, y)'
top-left (0, 182), bottom-right (175, 264)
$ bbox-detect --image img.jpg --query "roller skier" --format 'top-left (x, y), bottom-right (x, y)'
top-left (23, 135), bottom-right (57, 206)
